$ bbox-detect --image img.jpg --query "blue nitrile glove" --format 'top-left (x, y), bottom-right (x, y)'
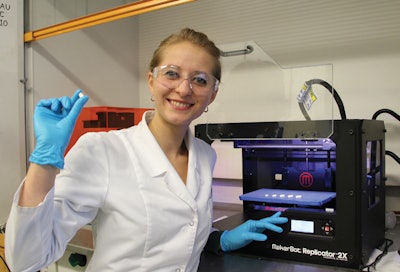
top-left (220, 212), bottom-right (288, 252)
top-left (29, 89), bottom-right (89, 169)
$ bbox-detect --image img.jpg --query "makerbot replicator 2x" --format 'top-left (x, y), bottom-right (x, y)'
top-left (194, 53), bottom-right (386, 269)
top-left (196, 119), bottom-right (385, 269)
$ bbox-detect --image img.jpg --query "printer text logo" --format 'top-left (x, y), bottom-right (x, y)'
top-left (271, 243), bottom-right (348, 262)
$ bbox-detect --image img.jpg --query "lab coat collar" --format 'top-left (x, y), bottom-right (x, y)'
top-left (185, 130), bottom-right (202, 199)
top-left (135, 111), bottom-right (201, 199)
top-left (134, 111), bottom-right (169, 177)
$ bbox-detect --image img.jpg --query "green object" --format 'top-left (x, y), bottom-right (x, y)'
top-left (68, 253), bottom-right (87, 267)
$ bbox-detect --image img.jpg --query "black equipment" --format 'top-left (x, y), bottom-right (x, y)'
top-left (195, 119), bottom-right (386, 269)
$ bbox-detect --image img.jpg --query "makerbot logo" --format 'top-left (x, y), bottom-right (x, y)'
top-left (271, 244), bottom-right (348, 262)
top-left (299, 172), bottom-right (314, 188)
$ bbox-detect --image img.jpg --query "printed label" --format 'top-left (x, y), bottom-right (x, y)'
top-left (0, 3), bottom-right (11, 27)
top-left (272, 243), bottom-right (348, 262)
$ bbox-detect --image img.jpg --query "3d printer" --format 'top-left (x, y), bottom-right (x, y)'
top-left (193, 49), bottom-right (387, 268)
top-left (195, 118), bottom-right (385, 269)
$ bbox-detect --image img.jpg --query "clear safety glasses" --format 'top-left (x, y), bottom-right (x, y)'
top-left (152, 65), bottom-right (219, 92)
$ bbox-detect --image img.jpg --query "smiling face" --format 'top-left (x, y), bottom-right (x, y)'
top-left (148, 41), bottom-right (218, 129)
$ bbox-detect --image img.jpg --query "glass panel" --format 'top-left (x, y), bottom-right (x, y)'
top-left (205, 41), bottom-right (334, 140)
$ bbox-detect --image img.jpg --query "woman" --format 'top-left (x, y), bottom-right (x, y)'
top-left (5, 28), bottom-right (287, 271)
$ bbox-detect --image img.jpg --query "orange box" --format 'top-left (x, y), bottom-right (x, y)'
top-left (66, 107), bottom-right (152, 154)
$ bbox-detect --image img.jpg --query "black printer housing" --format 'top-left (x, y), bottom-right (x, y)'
top-left (195, 119), bottom-right (386, 269)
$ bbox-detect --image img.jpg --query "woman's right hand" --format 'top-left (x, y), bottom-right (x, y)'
top-left (29, 89), bottom-right (89, 169)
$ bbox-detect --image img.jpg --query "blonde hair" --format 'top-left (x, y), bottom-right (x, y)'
top-left (149, 28), bottom-right (221, 81)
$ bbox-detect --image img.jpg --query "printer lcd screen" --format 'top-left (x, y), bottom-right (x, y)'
top-left (291, 219), bottom-right (314, 234)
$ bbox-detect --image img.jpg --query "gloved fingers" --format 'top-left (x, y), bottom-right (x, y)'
top-left (252, 221), bottom-right (284, 233)
top-left (71, 89), bottom-right (83, 104)
top-left (66, 92), bottom-right (89, 122)
top-left (243, 232), bottom-right (268, 242)
top-left (270, 211), bottom-right (282, 218)
top-left (42, 97), bottom-right (70, 114)
top-left (36, 98), bottom-right (53, 108)
top-left (35, 98), bottom-right (62, 113)
top-left (48, 91), bottom-right (88, 122)
top-left (59, 90), bottom-right (88, 116)
top-left (260, 216), bottom-right (288, 224)
top-left (59, 96), bottom-right (73, 111)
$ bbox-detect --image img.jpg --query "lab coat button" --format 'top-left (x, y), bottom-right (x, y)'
top-left (175, 268), bottom-right (182, 272)
top-left (189, 221), bottom-right (194, 226)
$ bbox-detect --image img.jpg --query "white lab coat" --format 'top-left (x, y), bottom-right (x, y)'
top-left (5, 111), bottom-right (217, 272)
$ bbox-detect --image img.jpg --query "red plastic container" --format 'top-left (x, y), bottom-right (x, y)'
top-left (66, 106), bottom-right (152, 154)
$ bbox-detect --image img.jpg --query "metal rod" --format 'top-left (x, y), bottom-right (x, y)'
top-left (24, 0), bottom-right (194, 42)
top-left (220, 45), bottom-right (254, 57)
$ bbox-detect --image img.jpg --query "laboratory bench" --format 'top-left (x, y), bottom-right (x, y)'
top-left (198, 244), bottom-right (400, 272)
top-left (198, 251), bottom-right (356, 272)
top-left (198, 203), bottom-right (400, 272)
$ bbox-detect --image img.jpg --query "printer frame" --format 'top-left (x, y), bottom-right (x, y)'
top-left (195, 119), bottom-right (386, 269)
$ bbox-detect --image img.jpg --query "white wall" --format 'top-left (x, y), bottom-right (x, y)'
top-left (1, 0), bottom-right (400, 223)
top-left (137, 0), bottom-right (400, 208)
top-left (0, 0), bottom-right (139, 224)
top-left (0, 0), bottom-right (25, 224)
top-left (24, 1), bottom-right (140, 164)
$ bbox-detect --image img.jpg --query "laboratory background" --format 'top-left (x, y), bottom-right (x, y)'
top-left (1, 0), bottom-right (400, 271)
